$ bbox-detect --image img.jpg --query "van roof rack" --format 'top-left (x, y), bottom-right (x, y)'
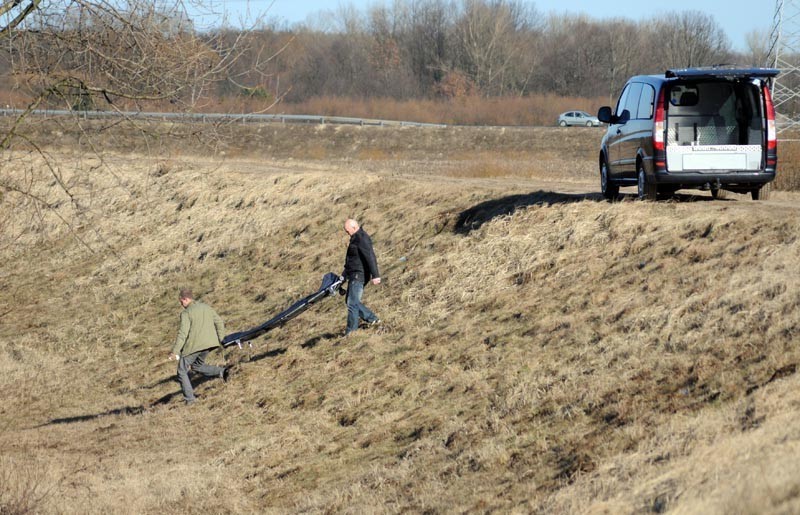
top-left (665, 67), bottom-right (780, 80)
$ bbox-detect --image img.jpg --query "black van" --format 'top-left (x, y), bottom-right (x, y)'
top-left (597, 67), bottom-right (779, 200)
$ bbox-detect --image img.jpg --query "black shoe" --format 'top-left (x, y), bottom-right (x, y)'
top-left (222, 367), bottom-right (231, 383)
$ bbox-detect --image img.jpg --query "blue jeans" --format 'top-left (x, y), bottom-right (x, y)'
top-left (346, 280), bottom-right (378, 334)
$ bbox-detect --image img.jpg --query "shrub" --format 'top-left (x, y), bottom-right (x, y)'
top-left (776, 138), bottom-right (800, 191)
top-left (0, 458), bottom-right (51, 514)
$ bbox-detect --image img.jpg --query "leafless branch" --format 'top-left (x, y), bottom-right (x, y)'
top-left (0, 0), bottom-right (41, 39)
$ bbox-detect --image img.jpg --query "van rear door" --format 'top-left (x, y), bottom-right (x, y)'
top-left (663, 69), bottom-right (778, 174)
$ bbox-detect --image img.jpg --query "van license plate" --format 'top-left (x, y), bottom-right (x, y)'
top-left (682, 153), bottom-right (747, 170)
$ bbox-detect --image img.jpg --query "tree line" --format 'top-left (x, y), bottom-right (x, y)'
top-left (0, 0), bottom-right (771, 112)
top-left (227, 0), bottom-right (768, 105)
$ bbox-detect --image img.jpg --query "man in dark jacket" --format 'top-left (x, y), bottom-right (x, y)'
top-left (342, 218), bottom-right (381, 336)
top-left (169, 288), bottom-right (230, 404)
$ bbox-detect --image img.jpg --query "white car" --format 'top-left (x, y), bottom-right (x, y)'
top-left (557, 110), bottom-right (600, 127)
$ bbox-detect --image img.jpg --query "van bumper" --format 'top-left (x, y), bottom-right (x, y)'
top-left (654, 170), bottom-right (775, 187)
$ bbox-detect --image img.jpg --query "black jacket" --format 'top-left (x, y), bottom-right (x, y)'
top-left (343, 228), bottom-right (379, 283)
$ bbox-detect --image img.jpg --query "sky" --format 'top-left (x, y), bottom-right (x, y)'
top-left (207, 0), bottom-right (774, 52)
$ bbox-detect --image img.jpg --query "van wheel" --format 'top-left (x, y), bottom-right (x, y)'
top-left (752, 183), bottom-right (772, 201)
top-left (637, 166), bottom-right (657, 201)
top-left (601, 160), bottom-right (619, 200)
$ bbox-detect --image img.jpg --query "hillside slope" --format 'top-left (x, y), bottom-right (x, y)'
top-left (1, 127), bottom-right (799, 513)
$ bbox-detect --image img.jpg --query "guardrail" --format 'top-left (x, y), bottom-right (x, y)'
top-left (0, 108), bottom-right (447, 128)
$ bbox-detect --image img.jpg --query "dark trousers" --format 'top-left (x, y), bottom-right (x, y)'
top-left (177, 349), bottom-right (224, 403)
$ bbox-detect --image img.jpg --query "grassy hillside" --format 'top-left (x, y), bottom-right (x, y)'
top-left (1, 125), bottom-right (799, 513)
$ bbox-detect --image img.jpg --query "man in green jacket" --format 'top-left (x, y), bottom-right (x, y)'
top-left (169, 288), bottom-right (229, 404)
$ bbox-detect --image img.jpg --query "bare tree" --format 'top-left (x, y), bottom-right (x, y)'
top-left (212, 27), bottom-right (296, 109)
top-left (321, 5), bottom-right (374, 97)
top-left (602, 18), bottom-right (647, 100)
top-left (650, 11), bottom-right (731, 69)
top-left (0, 0), bottom-right (274, 249)
top-left (744, 29), bottom-right (770, 67)
top-left (535, 14), bottom-right (612, 98)
top-left (366, 3), bottom-right (420, 98)
top-left (400, 0), bottom-right (453, 95)
top-left (450, 0), bottom-right (538, 96)
top-left (0, 0), bottom-right (41, 38)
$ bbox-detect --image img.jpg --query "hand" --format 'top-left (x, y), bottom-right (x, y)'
top-left (371, 277), bottom-right (381, 285)
top-left (168, 353), bottom-right (179, 361)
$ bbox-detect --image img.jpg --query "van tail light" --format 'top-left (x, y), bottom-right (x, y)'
top-left (763, 84), bottom-right (777, 152)
top-left (653, 87), bottom-right (667, 168)
top-left (763, 83), bottom-right (778, 170)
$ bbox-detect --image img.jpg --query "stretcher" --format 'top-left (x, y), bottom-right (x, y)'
top-left (222, 272), bottom-right (344, 348)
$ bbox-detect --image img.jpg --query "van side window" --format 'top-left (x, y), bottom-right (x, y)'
top-left (615, 85), bottom-right (630, 118)
top-left (637, 85), bottom-right (655, 120)
top-left (624, 83), bottom-right (643, 119)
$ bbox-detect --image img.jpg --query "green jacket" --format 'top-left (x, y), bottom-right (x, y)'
top-left (172, 300), bottom-right (225, 356)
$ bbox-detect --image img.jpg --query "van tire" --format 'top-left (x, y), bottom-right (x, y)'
top-left (637, 166), bottom-right (657, 201)
top-left (601, 159), bottom-right (619, 200)
top-left (752, 183), bottom-right (772, 201)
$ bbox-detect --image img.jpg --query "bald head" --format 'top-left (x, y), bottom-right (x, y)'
top-left (344, 218), bottom-right (360, 236)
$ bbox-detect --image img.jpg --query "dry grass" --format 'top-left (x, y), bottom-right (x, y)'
top-left (1, 123), bottom-right (800, 513)
top-left (775, 138), bottom-right (800, 191)
top-left (0, 92), bottom-right (606, 127)
top-left (0, 457), bottom-right (54, 514)
top-left (271, 94), bottom-right (607, 126)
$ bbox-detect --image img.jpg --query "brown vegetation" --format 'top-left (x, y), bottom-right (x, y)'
top-left (0, 1), bottom-right (766, 117)
top-left (775, 137), bottom-right (800, 191)
top-left (175, 93), bottom-right (607, 127)
top-left (270, 94), bottom-right (607, 126)
top-left (1, 123), bottom-right (800, 513)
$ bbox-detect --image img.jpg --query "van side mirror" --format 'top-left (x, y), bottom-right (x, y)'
top-left (597, 106), bottom-right (614, 124)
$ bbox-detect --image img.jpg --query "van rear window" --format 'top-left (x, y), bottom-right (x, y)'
top-left (670, 85), bottom-right (699, 107)
top-left (669, 82), bottom-right (741, 116)
top-left (666, 81), bottom-right (762, 146)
